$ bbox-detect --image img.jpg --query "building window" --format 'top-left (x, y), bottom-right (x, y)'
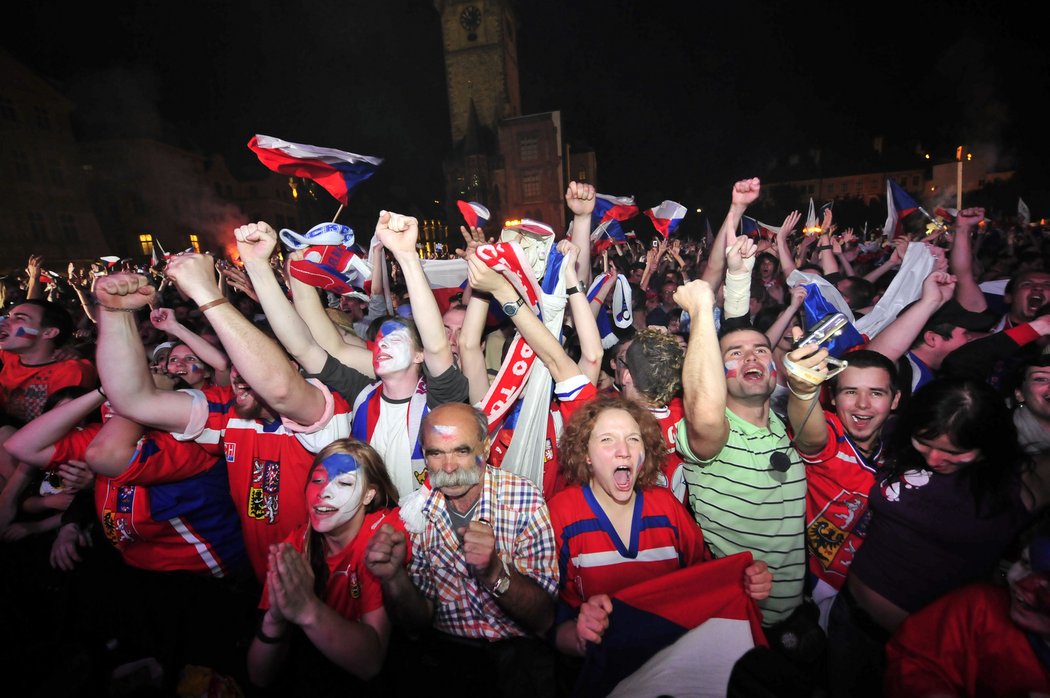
top-left (911, 176), bottom-right (920, 187)
top-left (189, 234), bottom-right (200, 253)
top-left (59, 214), bottom-right (77, 242)
top-left (519, 134), bottom-right (539, 161)
top-left (139, 234), bottom-right (154, 256)
top-left (0, 96), bottom-right (16, 122)
top-left (522, 170), bottom-right (541, 199)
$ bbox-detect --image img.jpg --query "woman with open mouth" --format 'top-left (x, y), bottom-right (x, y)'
top-left (546, 394), bottom-right (772, 665)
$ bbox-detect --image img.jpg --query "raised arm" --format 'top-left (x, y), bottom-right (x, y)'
top-left (4, 390), bottom-right (105, 468)
top-left (865, 271), bottom-right (956, 361)
top-left (456, 225), bottom-right (495, 403)
top-left (286, 265), bottom-right (374, 377)
top-left (560, 240), bottom-right (604, 384)
top-left (783, 332), bottom-right (831, 454)
top-left (92, 273), bottom-right (196, 433)
top-left (774, 211), bottom-right (802, 279)
top-left (565, 181), bottom-right (596, 286)
top-left (375, 211), bottom-right (455, 376)
top-left (165, 250), bottom-right (327, 426)
top-left (675, 280), bottom-right (729, 460)
top-left (949, 207), bottom-right (990, 311)
top-left (150, 307), bottom-right (231, 385)
top-left (466, 252), bottom-right (582, 383)
top-left (722, 226), bottom-right (757, 322)
top-left (764, 285), bottom-right (807, 348)
top-left (863, 237), bottom-right (908, 284)
top-left (701, 178), bottom-right (761, 290)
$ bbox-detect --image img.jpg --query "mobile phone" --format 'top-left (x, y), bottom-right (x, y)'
top-left (652, 239), bottom-right (660, 248)
top-left (795, 312), bottom-right (848, 349)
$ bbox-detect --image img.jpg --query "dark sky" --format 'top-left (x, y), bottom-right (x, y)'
top-left (5, 0), bottom-right (1048, 213)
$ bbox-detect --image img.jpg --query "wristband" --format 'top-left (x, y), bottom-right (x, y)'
top-left (197, 297), bottom-right (230, 313)
top-left (96, 303), bottom-right (137, 313)
top-left (817, 245), bottom-right (833, 252)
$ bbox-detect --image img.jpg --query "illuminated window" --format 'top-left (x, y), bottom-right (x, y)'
top-left (139, 234), bottom-right (154, 256)
top-left (189, 234), bottom-right (200, 253)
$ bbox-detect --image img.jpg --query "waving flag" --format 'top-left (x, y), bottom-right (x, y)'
top-left (1019, 197), bottom-right (1031, 226)
top-left (591, 219), bottom-right (629, 254)
top-left (882, 178), bottom-right (920, 239)
top-left (741, 216), bottom-right (779, 240)
top-left (420, 258), bottom-right (469, 316)
top-left (933, 206), bottom-right (958, 222)
top-left (247, 134), bottom-right (382, 205)
top-left (574, 553), bottom-right (765, 698)
top-left (591, 193), bottom-right (639, 234)
top-left (645, 200), bottom-right (687, 239)
top-left (457, 200), bottom-right (490, 229)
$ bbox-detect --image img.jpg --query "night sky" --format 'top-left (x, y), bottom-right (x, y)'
top-left (5, 0), bottom-right (1048, 217)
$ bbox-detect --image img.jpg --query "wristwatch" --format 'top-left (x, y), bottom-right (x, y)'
top-left (565, 281), bottom-right (587, 296)
top-left (488, 558), bottom-right (512, 598)
top-left (501, 297), bottom-right (525, 317)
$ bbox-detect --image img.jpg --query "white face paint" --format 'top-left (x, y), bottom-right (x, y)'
top-left (372, 321), bottom-right (416, 376)
top-left (307, 454), bottom-right (368, 535)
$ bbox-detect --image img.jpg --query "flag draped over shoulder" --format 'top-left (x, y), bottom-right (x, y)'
top-left (247, 134), bottom-right (382, 205)
top-left (574, 553), bottom-right (766, 698)
top-left (646, 200), bottom-right (686, 239)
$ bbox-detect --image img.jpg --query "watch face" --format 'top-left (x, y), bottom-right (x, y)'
top-left (459, 5), bottom-right (482, 31)
top-left (502, 299), bottom-right (521, 316)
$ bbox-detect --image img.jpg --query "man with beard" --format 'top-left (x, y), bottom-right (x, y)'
top-left (91, 256), bottom-right (350, 583)
top-left (364, 402), bottom-right (558, 697)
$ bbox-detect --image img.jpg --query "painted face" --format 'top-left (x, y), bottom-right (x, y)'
top-left (1018, 366), bottom-right (1050, 423)
top-left (1009, 272), bottom-right (1050, 323)
top-left (911, 433), bottom-right (980, 475)
top-left (307, 453), bottom-right (370, 535)
top-left (1007, 541), bottom-right (1050, 637)
top-left (587, 408), bottom-right (645, 505)
top-left (372, 321), bottom-right (417, 376)
top-left (166, 345), bottom-right (208, 387)
top-left (0, 303), bottom-right (45, 352)
top-left (720, 329), bottom-right (778, 402)
top-left (422, 413), bottom-right (485, 503)
top-left (833, 366), bottom-right (899, 451)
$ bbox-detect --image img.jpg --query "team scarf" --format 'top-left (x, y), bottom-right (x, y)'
top-left (350, 376), bottom-right (429, 486)
top-left (588, 273), bottom-right (622, 350)
top-left (474, 241), bottom-right (568, 489)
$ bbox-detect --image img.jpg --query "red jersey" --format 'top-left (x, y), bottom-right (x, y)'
top-left (0, 349), bottom-right (96, 423)
top-left (181, 383), bottom-right (351, 581)
top-left (261, 508), bottom-right (408, 621)
top-left (650, 397), bottom-right (686, 502)
top-left (795, 411), bottom-right (882, 590)
top-left (51, 425), bottom-right (246, 576)
top-left (549, 485), bottom-right (709, 615)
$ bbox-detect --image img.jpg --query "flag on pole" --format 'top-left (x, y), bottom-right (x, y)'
top-left (645, 200), bottom-right (687, 239)
top-left (591, 219), bottom-right (630, 254)
top-left (704, 217), bottom-right (714, 248)
top-left (457, 200), bottom-right (490, 229)
top-left (1019, 197), bottom-right (1031, 226)
top-left (247, 134), bottom-right (382, 205)
top-left (573, 553), bottom-right (766, 698)
top-left (882, 178), bottom-right (920, 239)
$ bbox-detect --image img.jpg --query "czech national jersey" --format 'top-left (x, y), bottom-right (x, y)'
top-left (549, 485), bottom-right (709, 616)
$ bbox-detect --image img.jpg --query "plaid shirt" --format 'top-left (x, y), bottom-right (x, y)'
top-left (408, 465), bottom-right (558, 641)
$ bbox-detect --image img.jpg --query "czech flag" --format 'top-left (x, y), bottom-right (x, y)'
top-left (799, 283), bottom-right (866, 358)
top-left (574, 553), bottom-right (766, 698)
top-left (591, 193), bottom-right (639, 232)
top-left (591, 219), bottom-right (629, 254)
top-left (419, 258), bottom-right (469, 316)
top-left (645, 200), bottom-right (687, 239)
top-left (741, 216), bottom-right (778, 241)
top-left (883, 178), bottom-right (920, 239)
top-left (248, 134), bottom-right (382, 206)
top-left (457, 200), bottom-right (490, 229)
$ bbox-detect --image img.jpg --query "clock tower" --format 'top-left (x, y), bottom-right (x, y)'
top-left (435, 0), bottom-right (522, 144)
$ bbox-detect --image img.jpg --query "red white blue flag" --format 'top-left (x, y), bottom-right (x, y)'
top-left (645, 200), bottom-right (687, 239)
top-left (741, 216), bottom-right (778, 240)
top-left (247, 134), bottom-right (382, 205)
top-left (456, 200), bottom-right (490, 229)
top-left (591, 193), bottom-right (639, 231)
top-left (574, 553), bottom-right (766, 698)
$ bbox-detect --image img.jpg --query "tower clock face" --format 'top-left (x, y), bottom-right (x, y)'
top-left (459, 5), bottom-right (482, 32)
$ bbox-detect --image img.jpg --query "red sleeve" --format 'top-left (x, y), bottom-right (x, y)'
top-left (111, 432), bottom-right (217, 487)
top-left (47, 423), bottom-right (102, 468)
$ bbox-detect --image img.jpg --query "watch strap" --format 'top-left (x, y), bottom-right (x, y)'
top-left (566, 281), bottom-right (586, 296)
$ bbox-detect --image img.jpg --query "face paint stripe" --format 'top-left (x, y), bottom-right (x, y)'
top-left (320, 452), bottom-right (360, 480)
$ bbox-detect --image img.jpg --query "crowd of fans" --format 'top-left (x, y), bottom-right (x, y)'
top-left (2, 177), bottom-right (1049, 698)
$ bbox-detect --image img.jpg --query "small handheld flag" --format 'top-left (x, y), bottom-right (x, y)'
top-left (456, 200), bottom-right (490, 229)
top-left (645, 200), bottom-right (686, 239)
